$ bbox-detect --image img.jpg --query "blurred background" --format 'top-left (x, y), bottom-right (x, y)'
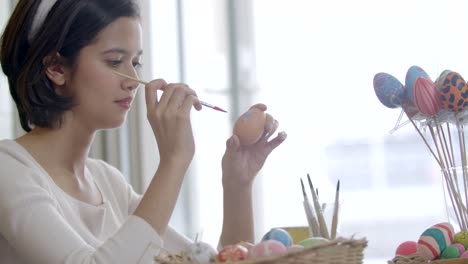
top-left (2, 0), bottom-right (468, 263)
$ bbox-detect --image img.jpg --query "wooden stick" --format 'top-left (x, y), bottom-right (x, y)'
top-left (112, 70), bottom-right (227, 113)
top-left (307, 174), bottom-right (330, 239)
top-left (330, 180), bottom-right (340, 240)
top-left (430, 125), bottom-right (466, 230)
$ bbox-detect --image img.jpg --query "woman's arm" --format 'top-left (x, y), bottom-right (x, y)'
top-left (133, 80), bottom-right (201, 235)
top-left (219, 104), bottom-right (287, 247)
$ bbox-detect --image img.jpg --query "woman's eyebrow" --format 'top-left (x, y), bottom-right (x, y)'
top-left (101, 48), bottom-right (143, 56)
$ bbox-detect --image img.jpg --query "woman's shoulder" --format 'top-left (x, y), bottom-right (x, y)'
top-left (0, 139), bottom-right (37, 171)
top-left (0, 139), bottom-right (51, 188)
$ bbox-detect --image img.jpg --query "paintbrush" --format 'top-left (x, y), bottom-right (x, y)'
top-left (112, 70), bottom-right (227, 113)
top-left (330, 180), bottom-right (340, 239)
top-left (300, 178), bottom-right (320, 237)
top-left (307, 174), bottom-right (330, 239)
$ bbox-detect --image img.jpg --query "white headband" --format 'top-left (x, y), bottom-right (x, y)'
top-left (28, 0), bottom-right (58, 43)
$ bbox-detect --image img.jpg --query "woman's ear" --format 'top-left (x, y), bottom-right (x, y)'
top-left (43, 52), bottom-right (67, 87)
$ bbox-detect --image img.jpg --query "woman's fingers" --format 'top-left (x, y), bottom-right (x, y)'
top-left (249, 103), bottom-right (267, 112)
top-left (259, 113), bottom-right (278, 143)
top-left (145, 79), bottom-right (167, 112)
top-left (158, 83), bottom-right (201, 112)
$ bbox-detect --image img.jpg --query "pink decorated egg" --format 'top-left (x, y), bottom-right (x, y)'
top-left (216, 244), bottom-right (249, 262)
top-left (417, 222), bottom-right (454, 260)
top-left (461, 251), bottom-right (468, 258)
top-left (452, 243), bottom-right (465, 255)
top-left (248, 240), bottom-right (287, 259)
top-left (413, 77), bottom-right (442, 117)
top-left (395, 241), bottom-right (418, 256)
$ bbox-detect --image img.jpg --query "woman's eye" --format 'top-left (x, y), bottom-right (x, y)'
top-left (133, 62), bottom-right (143, 69)
top-left (107, 60), bottom-right (122, 67)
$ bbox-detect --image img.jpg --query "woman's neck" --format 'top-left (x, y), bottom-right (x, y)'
top-left (16, 123), bottom-right (95, 179)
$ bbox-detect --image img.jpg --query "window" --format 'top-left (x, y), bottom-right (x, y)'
top-left (253, 0), bottom-right (467, 262)
top-left (0, 1), bottom-right (13, 139)
top-left (145, 0), bottom-right (468, 263)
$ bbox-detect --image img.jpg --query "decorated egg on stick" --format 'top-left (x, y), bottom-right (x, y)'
top-left (435, 70), bottom-right (453, 90)
top-left (405, 65), bottom-right (431, 103)
top-left (373, 72), bottom-right (405, 108)
top-left (413, 77), bottom-right (442, 117)
top-left (439, 71), bottom-right (468, 112)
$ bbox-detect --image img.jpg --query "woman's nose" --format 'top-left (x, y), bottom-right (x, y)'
top-left (121, 69), bottom-right (140, 91)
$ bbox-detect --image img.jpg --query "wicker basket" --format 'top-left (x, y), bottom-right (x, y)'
top-left (388, 254), bottom-right (468, 264)
top-left (155, 237), bottom-right (367, 264)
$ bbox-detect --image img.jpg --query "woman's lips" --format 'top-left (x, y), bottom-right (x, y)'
top-left (115, 97), bottom-right (133, 109)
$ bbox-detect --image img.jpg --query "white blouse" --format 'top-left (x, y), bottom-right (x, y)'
top-left (0, 139), bottom-right (192, 264)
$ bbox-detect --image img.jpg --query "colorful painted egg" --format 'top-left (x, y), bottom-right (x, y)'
top-left (441, 245), bottom-right (461, 259)
top-left (413, 77), bottom-right (442, 117)
top-left (185, 241), bottom-right (217, 263)
top-left (405, 65), bottom-right (430, 103)
top-left (439, 71), bottom-right (468, 112)
top-left (452, 243), bottom-right (465, 255)
top-left (417, 222), bottom-right (454, 260)
top-left (454, 231), bottom-right (468, 248)
top-left (216, 244), bottom-right (248, 262)
top-left (461, 251), bottom-right (468, 258)
top-left (248, 240), bottom-right (287, 259)
top-left (395, 241), bottom-right (418, 256)
top-left (298, 237), bottom-right (329, 247)
top-left (233, 108), bottom-right (266, 145)
top-left (373, 72), bottom-right (405, 108)
top-left (262, 228), bottom-right (293, 247)
top-left (435, 70), bottom-right (452, 90)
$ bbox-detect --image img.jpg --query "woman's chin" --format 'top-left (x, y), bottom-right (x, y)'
top-left (99, 115), bottom-right (128, 129)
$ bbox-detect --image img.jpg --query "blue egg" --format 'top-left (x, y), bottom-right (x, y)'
top-left (373, 72), bottom-right (405, 108)
top-left (405, 66), bottom-right (430, 103)
top-left (262, 228), bottom-right (293, 247)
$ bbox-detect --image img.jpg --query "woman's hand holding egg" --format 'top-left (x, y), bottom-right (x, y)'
top-left (222, 103), bottom-right (287, 188)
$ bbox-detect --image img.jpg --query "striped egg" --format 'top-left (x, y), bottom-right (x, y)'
top-left (417, 222), bottom-right (454, 260)
top-left (405, 65), bottom-right (430, 103)
top-left (439, 71), bottom-right (468, 112)
top-left (413, 77), bottom-right (442, 117)
top-left (373, 72), bottom-right (405, 108)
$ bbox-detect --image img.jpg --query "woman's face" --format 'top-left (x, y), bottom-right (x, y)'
top-left (64, 17), bottom-right (143, 130)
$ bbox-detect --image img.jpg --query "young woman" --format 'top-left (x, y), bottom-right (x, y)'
top-left (0, 0), bottom-right (287, 263)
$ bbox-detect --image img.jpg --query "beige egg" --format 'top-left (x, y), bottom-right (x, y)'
top-left (233, 108), bottom-right (266, 145)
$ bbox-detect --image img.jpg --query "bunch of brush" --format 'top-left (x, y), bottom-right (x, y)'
top-left (300, 174), bottom-right (340, 240)
top-left (373, 66), bottom-right (468, 231)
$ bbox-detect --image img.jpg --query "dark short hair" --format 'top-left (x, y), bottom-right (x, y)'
top-left (0, 0), bottom-right (140, 132)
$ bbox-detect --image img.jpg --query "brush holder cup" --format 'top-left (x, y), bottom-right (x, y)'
top-left (442, 166), bottom-right (468, 232)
